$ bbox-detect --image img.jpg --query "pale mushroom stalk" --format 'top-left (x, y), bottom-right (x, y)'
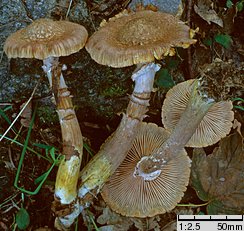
top-left (134, 80), bottom-right (214, 179)
top-left (42, 56), bottom-right (84, 205)
top-left (54, 62), bottom-right (160, 229)
top-left (42, 57), bottom-right (68, 89)
top-left (79, 63), bottom-right (160, 197)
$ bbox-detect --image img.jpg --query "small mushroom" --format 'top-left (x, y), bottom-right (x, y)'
top-left (161, 79), bottom-right (234, 147)
top-left (4, 19), bottom-right (88, 207)
top-left (101, 122), bottom-right (191, 217)
top-left (4, 18), bottom-right (88, 88)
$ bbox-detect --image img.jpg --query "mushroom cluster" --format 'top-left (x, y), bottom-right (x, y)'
top-left (5, 7), bottom-right (229, 230)
top-left (49, 8), bottom-right (197, 228)
top-left (101, 79), bottom-right (234, 218)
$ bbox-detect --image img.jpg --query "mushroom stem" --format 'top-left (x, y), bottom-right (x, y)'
top-left (55, 62), bottom-right (160, 229)
top-left (43, 57), bottom-right (84, 207)
top-left (54, 88), bottom-right (83, 204)
top-left (42, 57), bottom-right (68, 88)
top-left (79, 63), bottom-right (160, 197)
top-left (42, 56), bottom-right (56, 87)
top-left (134, 80), bottom-right (214, 178)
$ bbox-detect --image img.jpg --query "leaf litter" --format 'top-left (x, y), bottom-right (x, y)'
top-left (97, 206), bottom-right (162, 231)
top-left (191, 132), bottom-right (244, 214)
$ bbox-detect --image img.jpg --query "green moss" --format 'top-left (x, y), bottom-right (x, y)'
top-left (37, 106), bottom-right (58, 124)
top-left (98, 105), bottom-right (114, 118)
top-left (101, 86), bottom-right (127, 98)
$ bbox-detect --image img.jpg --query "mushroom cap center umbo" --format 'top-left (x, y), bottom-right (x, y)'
top-left (22, 19), bottom-right (65, 42)
top-left (115, 12), bottom-right (182, 46)
top-left (116, 17), bottom-right (162, 45)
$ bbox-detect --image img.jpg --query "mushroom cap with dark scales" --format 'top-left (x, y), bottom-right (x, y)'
top-left (101, 122), bottom-right (191, 217)
top-left (161, 79), bottom-right (234, 147)
top-left (85, 10), bottom-right (196, 68)
top-left (4, 18), bottom-right (88, 60)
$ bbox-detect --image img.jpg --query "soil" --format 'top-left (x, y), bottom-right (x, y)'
top-left (0, 0), bottom-right (243, 231)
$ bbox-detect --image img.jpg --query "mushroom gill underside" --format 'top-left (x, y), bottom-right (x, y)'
top-left (101, 122), bottom-right (191, 218)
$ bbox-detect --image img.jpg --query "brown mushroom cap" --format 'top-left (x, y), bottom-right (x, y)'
top-left (161, 79), bottom-right (234, 147)
top-left (85, 10), bottom-right (196, 68)
top-left (101, 122), bottom-right (191, 217)
top-left (4, 18), bottom-right (88, 60)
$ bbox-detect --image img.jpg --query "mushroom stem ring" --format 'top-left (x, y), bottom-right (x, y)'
top-left (134, 156), bottom-right (165, 181)
top-left (42, 56), bottom-right (68, 89)
top-left (132, 63), bottom-right (160, 93)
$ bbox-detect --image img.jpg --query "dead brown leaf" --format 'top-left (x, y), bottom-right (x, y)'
top-left (97, 207), bottom-right (133, 230)
top-left (130, 216), bottom-right (161, 231)
top-left (161, 220), bottom-right (176, 231)
top-left (194, 3), bottom-right (223, 27)
top-left (233, 119), bottom-right (243, 138)
top-left (20, 101), bottom-right (32, 128)
top-left (191, 132), bottom-right (244, 214)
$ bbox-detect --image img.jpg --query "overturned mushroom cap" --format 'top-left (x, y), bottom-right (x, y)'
top-left (101, 122), bottom-right (191, 217)
top-left (86, 10), bottom-right (196, 68)
top-left (161, 79), bottom-right (234, 147)
top-left (4, 18), bottom-right (88, 60)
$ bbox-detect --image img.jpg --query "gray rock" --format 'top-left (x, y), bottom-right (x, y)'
top-left (0, 0), bottom-right (132, 121)
top-left (25, 0), bottom-right (56, 19)
top-left (128, 0), bottom-right (182, 15)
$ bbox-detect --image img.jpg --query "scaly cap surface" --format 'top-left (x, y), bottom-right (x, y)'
top-left (4, 18), bottom-right (88, 60)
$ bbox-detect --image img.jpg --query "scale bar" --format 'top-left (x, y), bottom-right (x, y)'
top-left (178, 215), bottom-right (243, 222)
